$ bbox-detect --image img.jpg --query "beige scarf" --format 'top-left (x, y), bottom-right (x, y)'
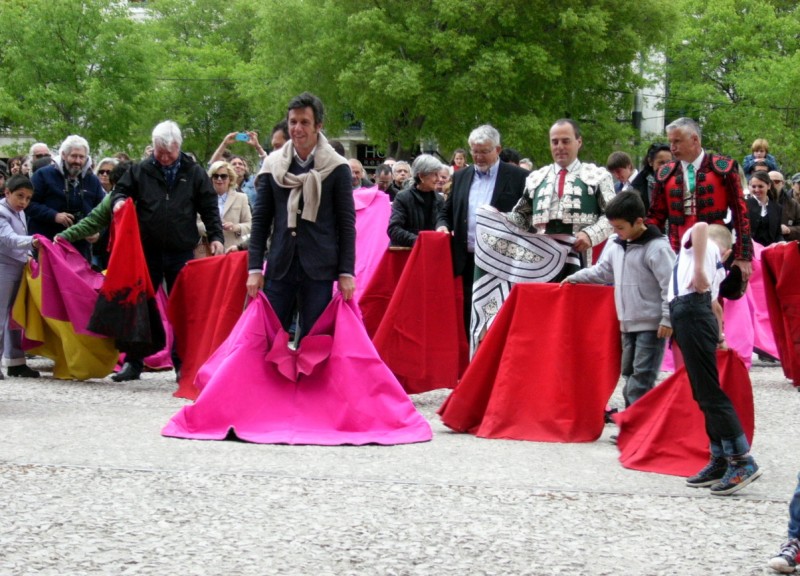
top-left (259, 132), bottom-right (348, 228)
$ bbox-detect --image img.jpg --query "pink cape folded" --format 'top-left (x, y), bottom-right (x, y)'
top-left (371, 231), bottom-right (468, 394)
top-left (439, 283), bottom-right (621, 443)
top-left (162, 292), bottom-right (432, 445)
top-left (761, 241), bottom-right (800, 386)
top-left (614, 349), bottom-right (755, 477)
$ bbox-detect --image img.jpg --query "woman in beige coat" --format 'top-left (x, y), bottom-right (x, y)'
top-left (198, 160), bottom-right (252, 253)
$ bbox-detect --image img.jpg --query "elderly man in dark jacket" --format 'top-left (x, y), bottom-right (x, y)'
top-left (28, 134), bottom-right (105, 262)
top-left (110, 120), bottom-right (224, 382)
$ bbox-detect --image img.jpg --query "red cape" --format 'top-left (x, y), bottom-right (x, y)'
top-left (368, 231), bottom-right (468, 394)
top-left (439, 283), bottom-right (621, 442)
top-left (614, 349), bottom-right (755, 477)
top-left (761, 241), bottom-right (800, 386)
top-left (358, 248), bottom-right (411, 338)
top-left (167, 251), bottom-right (249, 400)
top-left (87, 199), bottom-right (165, 357)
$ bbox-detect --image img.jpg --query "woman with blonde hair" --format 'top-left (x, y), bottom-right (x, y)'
top-left (198, 160), bottom-right (252, 253)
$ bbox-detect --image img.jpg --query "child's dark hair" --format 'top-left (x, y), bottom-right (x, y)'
top-left (5, 175), bottom-right (34, 194)
top-left (604, 191), bottom-right (646, 224)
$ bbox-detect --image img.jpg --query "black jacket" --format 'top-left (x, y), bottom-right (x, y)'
top-left (388, 186), bottom-right (443, 247)
top-left (746, 196), bottom-right (783, 247)
top-left (111, 152), bottom-right (223, 252)
top-left (248, 162), bottom-right (355, 281)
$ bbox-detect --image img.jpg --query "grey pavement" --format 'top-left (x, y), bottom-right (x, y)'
top-left (1, 356), bottom-right (799, 576)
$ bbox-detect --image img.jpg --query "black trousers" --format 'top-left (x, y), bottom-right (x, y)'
top-left (125, 248), bottom-right (194, 371)
top-left (669, 292), bottom-right (745, 445)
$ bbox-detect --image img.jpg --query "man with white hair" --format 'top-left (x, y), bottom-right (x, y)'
top-left (28, 142), bottom-right (52, 162)
top-left (110, 120), bottom-right (224, 382)
top-left (436, 124), bottom-right (529, 333)
top-left (647, 117), bottom-right (752, 279)
top-left (28, 135), bottom-right (105, 261)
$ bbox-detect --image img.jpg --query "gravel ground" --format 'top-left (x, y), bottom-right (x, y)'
top-left (1, 357), bottom-right (798, 576)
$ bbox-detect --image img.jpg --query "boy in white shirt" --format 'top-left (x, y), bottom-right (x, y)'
top-left (670, 222), bottom-right (761, 496)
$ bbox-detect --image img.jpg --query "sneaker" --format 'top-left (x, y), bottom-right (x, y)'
top-left (686, 456), bottom-right (728, 488)
top-left (7, 365), bottom-right (40, 378)
top-left (710, 455), bottom-right (762, 496)
top-left (768, 537), bottom-right (799, 573)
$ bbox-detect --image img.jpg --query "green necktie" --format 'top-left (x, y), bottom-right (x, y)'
top-left (686, 164), bottom-right (696, 193)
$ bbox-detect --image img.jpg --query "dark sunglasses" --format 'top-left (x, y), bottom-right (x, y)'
top-left (212, 173), bottom-right (229, 180)
top-left (97, 169), bottom-right (111, 176)
top-left (34, 153), bottom-right (51, 159)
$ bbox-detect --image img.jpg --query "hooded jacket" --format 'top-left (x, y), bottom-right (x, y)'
top-left (567, 224), bottom-right (675, 332)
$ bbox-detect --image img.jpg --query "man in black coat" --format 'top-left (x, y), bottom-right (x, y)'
top-left (110, 120), bottom-right (224, 381)
top-left (246, 92), bottom-right (355, 339)
top-left (436, 124), bottom-right (529, 334)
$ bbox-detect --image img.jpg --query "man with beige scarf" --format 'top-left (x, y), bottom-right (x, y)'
top-left (246, 92), bottom-right (356, 339)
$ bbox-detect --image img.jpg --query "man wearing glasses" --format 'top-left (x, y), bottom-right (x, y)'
top-left (28, 135), bottom-right (105, 262)
top-left (436, 124), bottom-right (529, 334)
top-left (28, 142), bottom-right (51, 162)
top-left (110, 120), bottom-right (224, 382)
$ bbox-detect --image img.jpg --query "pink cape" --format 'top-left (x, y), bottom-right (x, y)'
top-left (439, 283), bottom-right (621, 443)
top-left (351, 186), bottom-right (391, 302)
top-left (162, 292), bottom-right (432, 445)
top-left (614, 349), bottom-right (755, 477)
top-left (370, 231), bottom-right (468, 394)
top-left (761, 241), bottom-right (800, 386)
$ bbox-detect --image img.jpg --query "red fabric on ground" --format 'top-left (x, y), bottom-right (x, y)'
top-left (439, 283), bottom-right (620, 442)
top-left (358, 248), bottom-right (411, 338)
top-left (761, 241), bottom-right (800, 386)
top-left (371, 231), bottom-right (467, 394)
top-left (168, 251), bottom-right (248, 400)
top-left (614, 349), bottom-right (755, 477)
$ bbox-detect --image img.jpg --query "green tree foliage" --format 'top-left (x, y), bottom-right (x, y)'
top-left (142, 0), bottom-right (262, 161)
top-left (242, 0), bottom-right (672, 163)
top-left (0, 0), bottom-right (154, 155)
top-left (665, 0), bottom-right (800, 168)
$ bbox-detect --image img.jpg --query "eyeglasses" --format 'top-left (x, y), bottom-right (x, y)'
top-left (34, 153), bottom-right (50, 159)
top-left (212, 173), bottom-right (229, 180)
top-left (772, 180), bottom-right (784, 185)
top-left (97, 170), bottom-right (111, 176)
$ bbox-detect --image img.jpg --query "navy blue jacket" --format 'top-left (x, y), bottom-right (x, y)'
top-left (28, 161), bottom-right (105, 240)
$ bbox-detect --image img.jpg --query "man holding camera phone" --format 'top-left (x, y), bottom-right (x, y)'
top-left (29, 134), bottom-right (105, 262)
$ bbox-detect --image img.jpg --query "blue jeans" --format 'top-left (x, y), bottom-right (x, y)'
top-left (621, 330), bottom-right (666, 407)
top-left (789, 472), bottom-right (800, 539)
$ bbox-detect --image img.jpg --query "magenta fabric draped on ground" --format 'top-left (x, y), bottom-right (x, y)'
top-left (162, 292), bottom-right (432, 445)
top-left (35, 236), bottom-right (106, 336)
